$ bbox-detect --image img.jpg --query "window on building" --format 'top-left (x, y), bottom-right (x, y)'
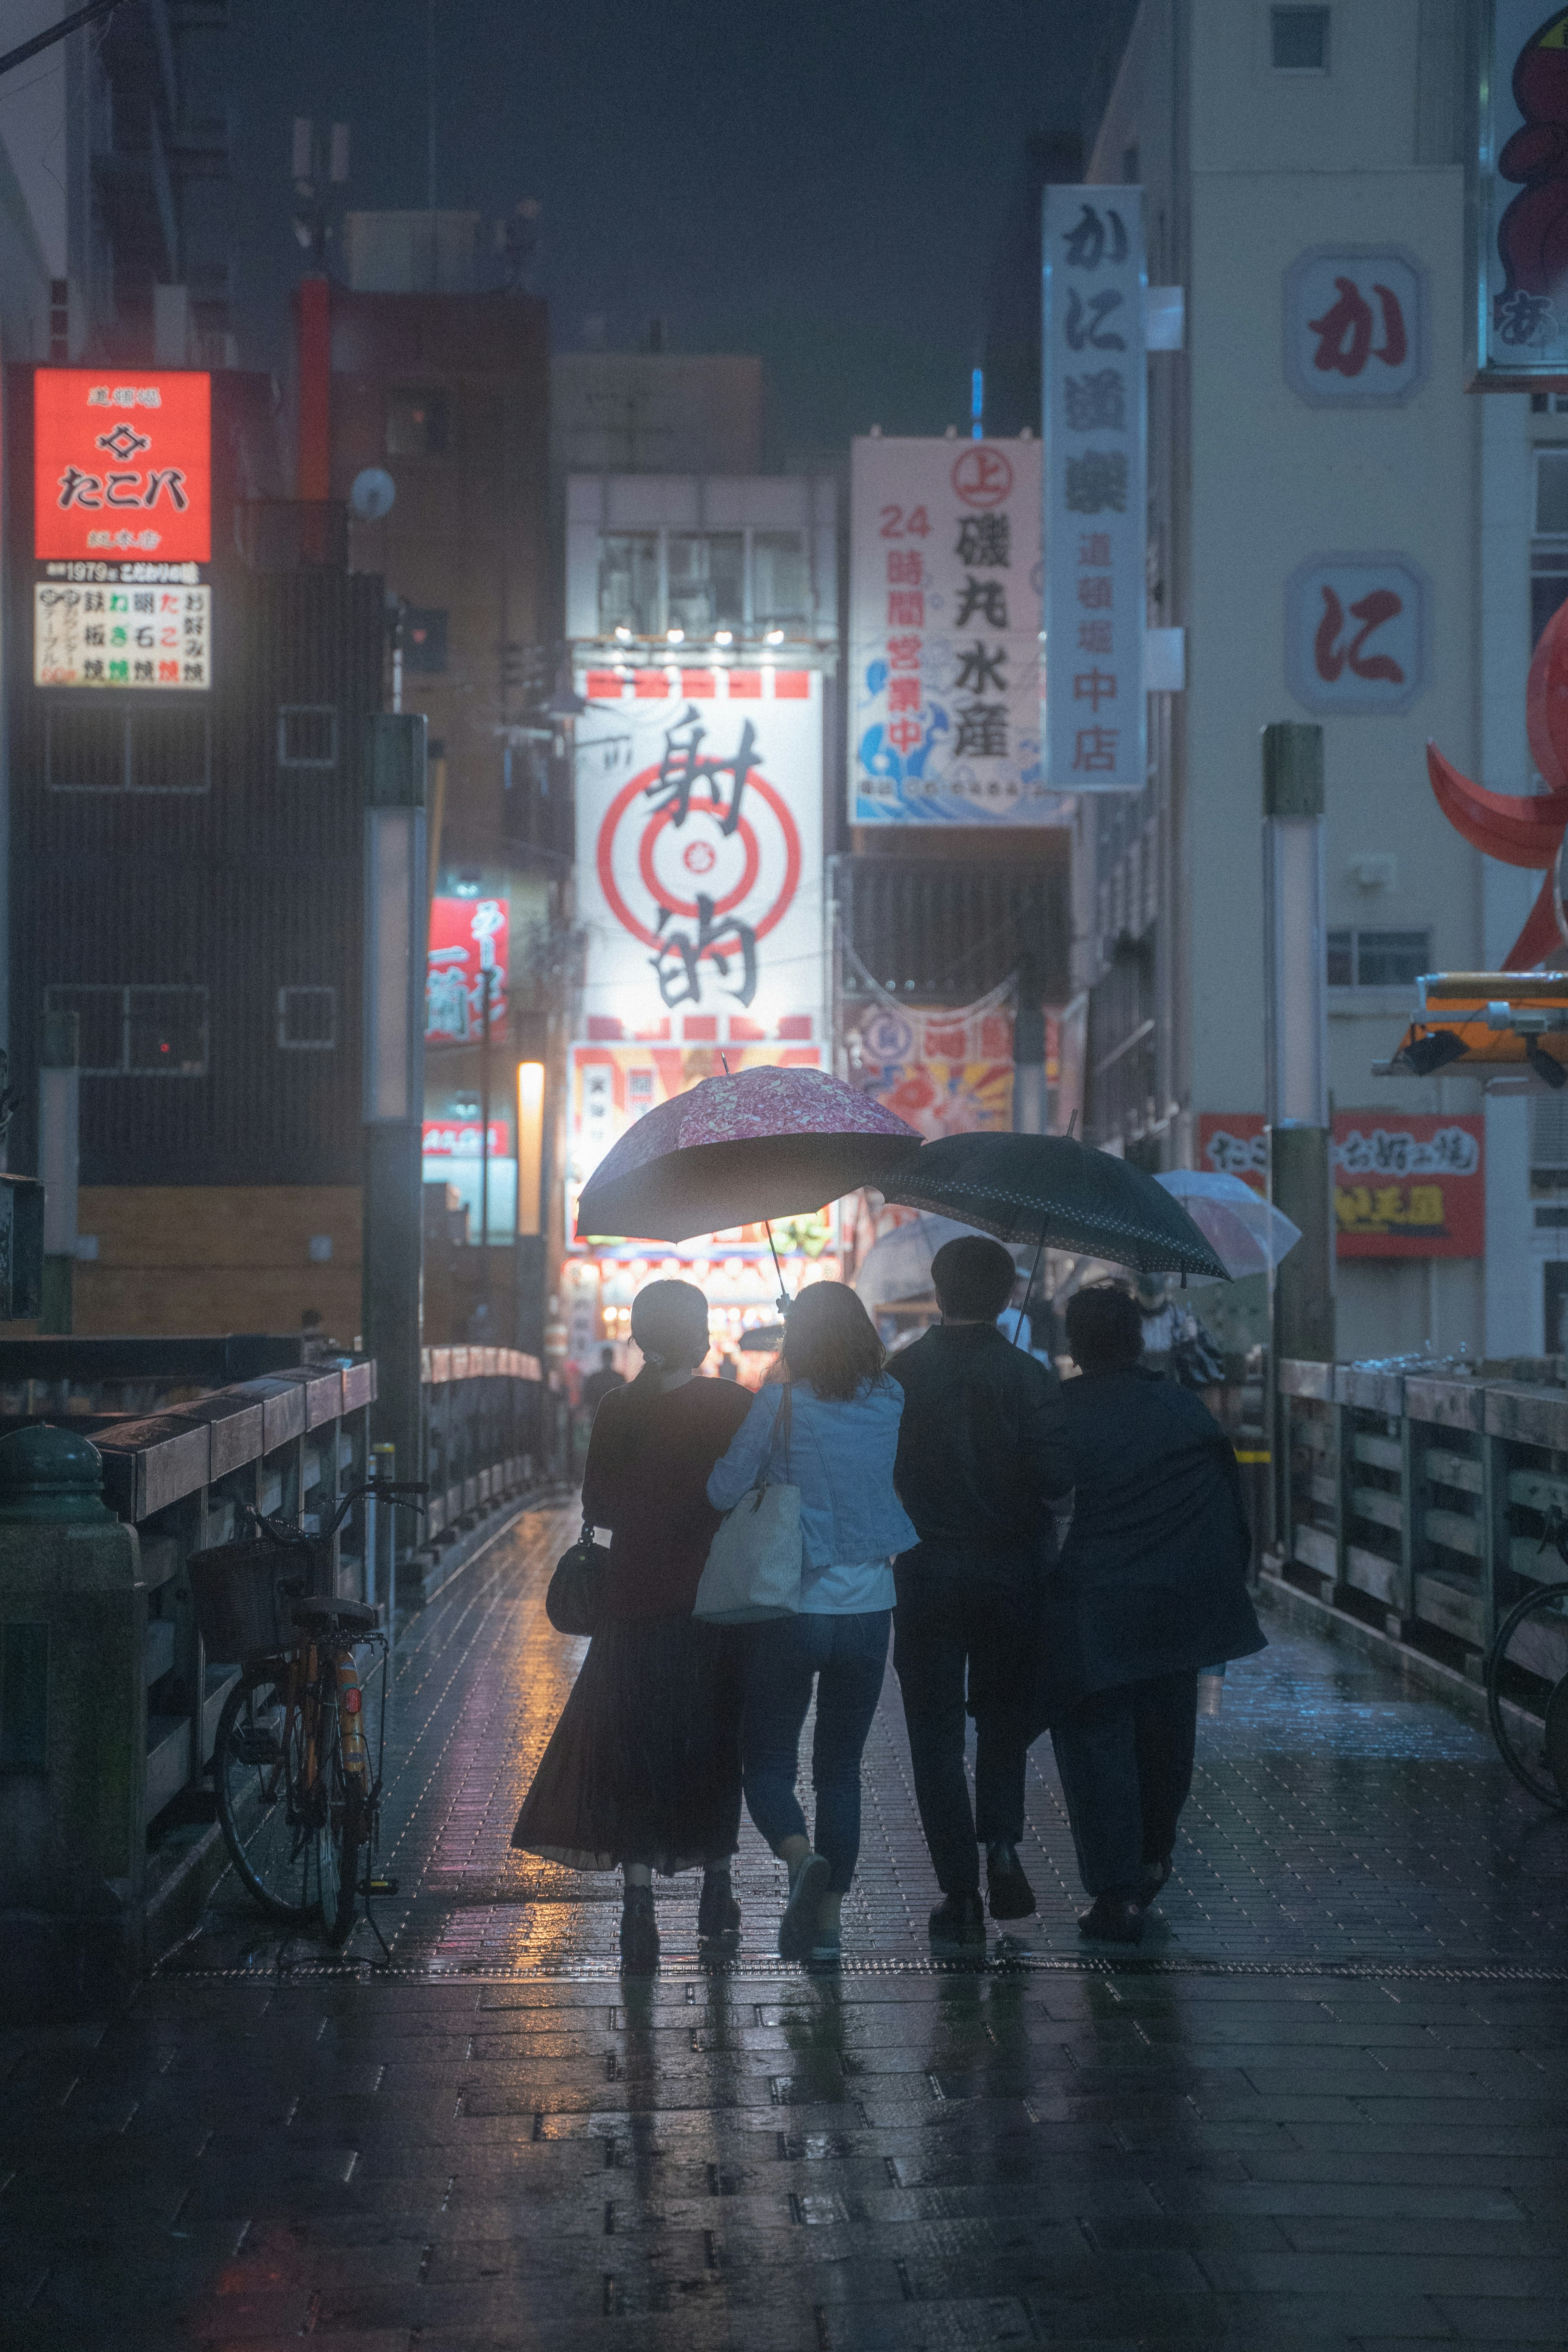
top-left (598, 534), bottom-right (660, 635)
top-left (401, 609), bottom-right (448, 675)
top-left (385, 389), bottom-right (448, 457)
top-left (45, 984), bottom-right (208, 1075)
top-left (1531, 1092), bottom-right (1568, 1204)
top-left (1326, 927), bottom-right (1430, 987)
top-left (277, 705), bottom-right (338, 770)
top-left (753, 531), bottom-right (811, 629)
top-left (1271, 6), bottom-right (1329, 70)
top-left (277, 985), bottom-right (336, 1050)
top-left (666, 534), bottom-right (744, 635)
top-left (46, 706), bottom-right (210, 793)
top-left (1533, 448), bottom-right (1568, 649)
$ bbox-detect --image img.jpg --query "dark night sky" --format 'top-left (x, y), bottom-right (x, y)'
top-left (228, 0), bottom-right (1135, 461)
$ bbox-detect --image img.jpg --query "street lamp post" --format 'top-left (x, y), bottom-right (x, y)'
top-left (362, 714), bottom-right (429, 1521)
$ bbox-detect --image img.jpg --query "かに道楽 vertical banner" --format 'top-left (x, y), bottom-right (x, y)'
top-left (1042, 185), bottom-right (1146, 791)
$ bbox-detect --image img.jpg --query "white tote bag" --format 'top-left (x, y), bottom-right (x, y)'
top-left (693, 1385), bottom-right (804, 1626)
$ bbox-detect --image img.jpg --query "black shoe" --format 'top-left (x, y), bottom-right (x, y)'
top-left (1138, 1855), bottom-right (1172, 1905)
top-left (697, 1873), bottom-right (740, 1942)
top-left (986, 1843), bottom-right (1036, 1921)
top-left (619, 1888), bottom-right (659, 1974)
top-left (928, 1891), bottom-right (987, 1947)
top-left (1078, 1895), bottom-right (1145, 1947)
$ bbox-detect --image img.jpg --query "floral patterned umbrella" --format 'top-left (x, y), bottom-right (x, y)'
top-left (575, 1066), bottom-right (922, 1245)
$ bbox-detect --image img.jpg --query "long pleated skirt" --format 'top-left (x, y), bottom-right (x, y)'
top-left (511, 1611), bottom-right (743, 1875)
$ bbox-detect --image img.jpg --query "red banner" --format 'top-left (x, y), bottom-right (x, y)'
top-left (1196, 1111), bottom-right (1485, 1259)
top-left (33, 368), bottom-right (211, 563)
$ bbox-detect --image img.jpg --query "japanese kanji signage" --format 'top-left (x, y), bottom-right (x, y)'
top-left (1283, 249), bottom-right (1427, 407)
top-left (426, 895), bottom-right (509, 1042)
top-left (1042, 185), bottom-right (1146, 792)
top-left (32, 368), bottom-right (212, 691)
top-left (847, 437), bottom-right (1051, 825)
top-left (1197, 1112), bottom-right (1484, 1258)
top-left (1333, 1113), bottom-right (1484, 1259)
top-left (1470, 2), bottom-right (1568, 387)
top-left (1285, 553), bottom-right (1428, 716)
top-left (572, 666), bottom-right (824, 1044)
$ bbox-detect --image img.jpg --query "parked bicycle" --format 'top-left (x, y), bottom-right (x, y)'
top-left (191, 1480), bottom-right (426, 1944)
top-left (1485, 1503), bottom-right (1568, 1813)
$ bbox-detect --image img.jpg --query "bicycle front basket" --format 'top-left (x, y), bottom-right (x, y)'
top-left (187, 1538), bottom-right (315, 1662)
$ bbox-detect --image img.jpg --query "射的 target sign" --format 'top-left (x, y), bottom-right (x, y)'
top-left (574, 667), bottom-right (824, 1043)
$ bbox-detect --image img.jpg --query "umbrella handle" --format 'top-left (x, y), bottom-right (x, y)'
top-left (1014, 1233), bottom-right (1046, 1350)
top-left (765, 1218), bottom-right (789, 1317)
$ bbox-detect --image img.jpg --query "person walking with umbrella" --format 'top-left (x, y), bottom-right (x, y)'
top-left (886, 1235), bottom-right (1075, 1946)
top-left (512, 1280), bottom-right (752, 1974)
top-left (1043, 1284), bottom-right (1265, 1944)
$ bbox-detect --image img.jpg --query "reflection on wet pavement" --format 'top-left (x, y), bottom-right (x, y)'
top-left (166, 1502), bottom-right (1568, 1978)
top-left (6, 1503), bottom-right (1568, 2351)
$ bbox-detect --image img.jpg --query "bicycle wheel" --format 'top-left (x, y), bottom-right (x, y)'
top-left (1486, 1579), bottom-right (1568, 1811)
top-left (315, 1708), bottom-right (366, 1947)
top-left (212, 1664), bottom-right (317, 1922)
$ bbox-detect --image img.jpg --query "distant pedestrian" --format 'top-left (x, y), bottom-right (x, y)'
top-left (579, 1344), bottom-right (627, 1417)
top-left (888, 1235), bottom-right (1074, 1948)
top-left (512, 1280), bottom-right (751, 1973)
top-left (1045, 1284), bottom-right (1264, 1945)
top-left (707, 1283), bottom-right (917, 1965)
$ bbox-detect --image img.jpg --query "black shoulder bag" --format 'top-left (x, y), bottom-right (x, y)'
top-left (546, 1517), bottom-right (608, 1636)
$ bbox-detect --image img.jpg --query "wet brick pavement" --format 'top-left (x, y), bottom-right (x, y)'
top-left (5, 1501), bottom-right (1568, 2349)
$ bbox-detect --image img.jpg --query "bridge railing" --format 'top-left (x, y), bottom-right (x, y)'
top-left (1275, 1356), bottom-right (1568, 1672)
top-left (0, 1339), bottom-right (547, 2010)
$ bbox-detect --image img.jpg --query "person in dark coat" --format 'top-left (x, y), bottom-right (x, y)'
top-left (889, 1235), bottom-right (1074, 1947)
top-left (512, 1280), bottom-right (751, 1974)
top-left (1045, 1283), bottom-right (1265, 1947)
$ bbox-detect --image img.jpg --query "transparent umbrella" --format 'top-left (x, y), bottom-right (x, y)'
top-left (1153, 1170), bottom-right (1301, 1283)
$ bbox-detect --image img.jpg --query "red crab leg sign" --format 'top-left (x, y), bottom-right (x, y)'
top-left (1426, 596), bottom-right (1568, 971)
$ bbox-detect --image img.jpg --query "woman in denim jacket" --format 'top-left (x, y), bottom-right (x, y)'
top-left (708, 1283), bottom-right (916, 1963)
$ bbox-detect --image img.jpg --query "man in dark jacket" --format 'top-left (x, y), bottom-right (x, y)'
top-left (889, 1235), bottom-right (1074, 1945)
top-left (1046, 1284), bottom-right (1265, 1946)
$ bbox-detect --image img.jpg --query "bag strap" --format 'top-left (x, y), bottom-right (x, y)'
top-left (754, 1382), bottom-right (793, 1490)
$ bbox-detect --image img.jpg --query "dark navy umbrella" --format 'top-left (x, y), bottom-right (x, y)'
top-left (878, 1131), bottom-right (1228, 1280)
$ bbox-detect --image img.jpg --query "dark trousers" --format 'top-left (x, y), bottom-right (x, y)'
top-left (1049, 1669), bottom-right (1199, 1902)
top-left (893, 1554), bottom-right (1039, 1896)
top-left (742, 1610), bottom-right (891, 1895)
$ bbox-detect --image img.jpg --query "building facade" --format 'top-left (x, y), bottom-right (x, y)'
top-left (1081, 0), bottom-right (1546, 1360)
top-left (6, 362), bottom-right (383, 1336)
top-left (317, 227), bottom-right (557, 1347)
top-left (562, 469), bottom-right (838, 1373)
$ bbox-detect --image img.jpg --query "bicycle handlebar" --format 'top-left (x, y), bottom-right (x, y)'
top-left (239, 1478), bottom-right (430, 1551)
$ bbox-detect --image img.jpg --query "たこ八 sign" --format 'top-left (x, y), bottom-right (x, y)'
top-left (31, 368), bottom-right (212, 691)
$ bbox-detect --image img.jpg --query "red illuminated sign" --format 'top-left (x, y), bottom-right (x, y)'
top-left (1196, 1112), bottom-right (1485, 1258)
top-left (33, 369), bottom-right (211, 563)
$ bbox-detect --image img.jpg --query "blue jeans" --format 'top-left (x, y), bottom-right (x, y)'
top-left (742, 1611), bottom-right (891, 1894)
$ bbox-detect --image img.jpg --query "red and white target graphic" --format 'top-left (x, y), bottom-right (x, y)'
top-left (597, 762), bottom-right (802, 953)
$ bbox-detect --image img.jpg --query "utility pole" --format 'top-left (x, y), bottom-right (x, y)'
top-left (1012, 951), bottom-right (1046, 1134)
top-left (362, 714), bottom-right (429, 1516)
top-left (1263, 722), bottom-right (1334, 1366)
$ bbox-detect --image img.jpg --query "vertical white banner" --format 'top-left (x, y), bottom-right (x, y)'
top-left (1042, 185), bottom-right (1146, 792)
top-left (847, 437), bottom-right (1052, 826)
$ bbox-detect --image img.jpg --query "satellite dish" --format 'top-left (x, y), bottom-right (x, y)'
top-left (350, 466), bottom-right (396, 521)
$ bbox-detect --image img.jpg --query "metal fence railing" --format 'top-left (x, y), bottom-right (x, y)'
top-left (1276, 1356), bottom-right (1568, 1670)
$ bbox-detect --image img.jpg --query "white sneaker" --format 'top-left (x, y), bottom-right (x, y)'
top-left (778, 1853), bottom-right (831, 1960)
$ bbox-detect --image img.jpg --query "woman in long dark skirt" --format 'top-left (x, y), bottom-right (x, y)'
top-left (512, 1279), bottom-right (751, 1972)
